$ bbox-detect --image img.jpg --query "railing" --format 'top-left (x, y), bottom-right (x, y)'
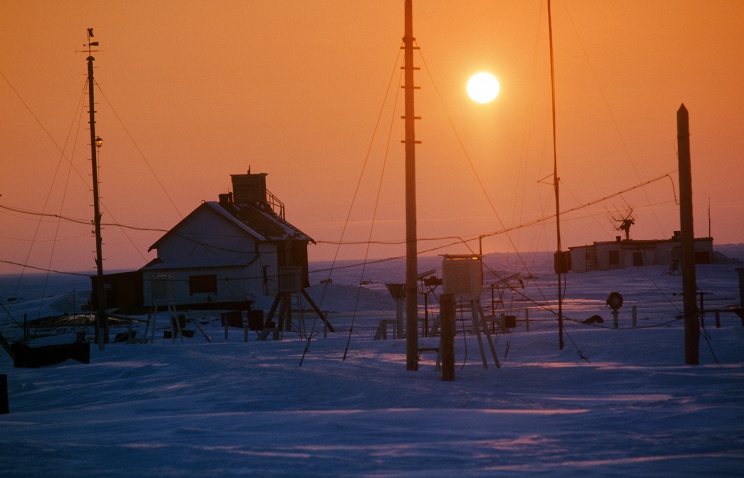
top-left (265, 189), bottom-right (285, 220)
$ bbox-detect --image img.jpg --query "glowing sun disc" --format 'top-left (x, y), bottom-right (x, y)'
top-left (467, 72), bottom-right (500, 103)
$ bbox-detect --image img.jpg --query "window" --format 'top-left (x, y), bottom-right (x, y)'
top-left (609, 250), bottom-right (619, 266)
top-left (633, 252), bottom-right (643, 266)
top-left (189, 275), bottom-right (217, 295)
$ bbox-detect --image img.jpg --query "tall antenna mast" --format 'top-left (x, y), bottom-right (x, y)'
top-left (403, 0), bottom-right (420, 371)
top-left (547, 0), bottom-right (565, 350)
top-left (85, 28), bottom-right (108, 347)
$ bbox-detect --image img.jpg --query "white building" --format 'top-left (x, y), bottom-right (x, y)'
top-left (140, 171), bottom-right (313, 308)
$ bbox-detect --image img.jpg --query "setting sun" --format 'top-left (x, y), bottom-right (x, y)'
top-left (466, 72), bottom-right (500, 103)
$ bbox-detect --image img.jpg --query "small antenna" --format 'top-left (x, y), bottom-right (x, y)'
top-left (607, 200), bottom-right (635, 240)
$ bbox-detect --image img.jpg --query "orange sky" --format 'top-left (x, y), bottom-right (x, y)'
top-left (1, 0), bottom-right (743, 275)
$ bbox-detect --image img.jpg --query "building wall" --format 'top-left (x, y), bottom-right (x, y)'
top-left (144, 206), bottom-right (284, 305)
top-left (653, 244), bottom-right (675, 265)
top-left (142, 266), bottom-right (261, 307)
top-left (157, 207), bottom-right (257, 260)
top-left (594, 242), bottom-right (624, 271)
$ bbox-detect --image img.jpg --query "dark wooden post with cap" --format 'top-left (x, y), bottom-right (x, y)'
top-left (677, 104), bottom-right (699, 365)
top-left (440, 294), bottom-right (455, 381)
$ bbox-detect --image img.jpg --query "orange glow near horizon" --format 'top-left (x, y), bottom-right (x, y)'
top-left (1, 0), bottom-right (743, 274)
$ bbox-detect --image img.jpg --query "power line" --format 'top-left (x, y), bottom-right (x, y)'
top-left (2, 167), bottom-right (678, 265)
top-left (95, 82), bottom-right (185, 219)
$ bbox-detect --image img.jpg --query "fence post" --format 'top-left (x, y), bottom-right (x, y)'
top-left (440, 294), bottom-right (455, 382)
top-left (244, 311), bottom-right (249, 343)
top-left (1, 374), bottom-right (8, 414)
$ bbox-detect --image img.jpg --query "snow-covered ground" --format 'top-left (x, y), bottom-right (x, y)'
top-left (1, 252), bottom-right (743, 476)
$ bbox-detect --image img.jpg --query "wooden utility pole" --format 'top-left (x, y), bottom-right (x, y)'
top-left (677, 104), bottom-right (699, 365)
top-left (86, 29), bottom-right (107, 346)
top-left (403, 0), bottom-right (419, 371)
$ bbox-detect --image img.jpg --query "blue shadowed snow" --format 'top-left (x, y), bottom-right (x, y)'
top-left (0, 251), bottom-right (743, 476)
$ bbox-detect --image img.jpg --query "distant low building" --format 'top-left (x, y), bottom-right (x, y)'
top-left (568, 232), bottom-right (713, 273)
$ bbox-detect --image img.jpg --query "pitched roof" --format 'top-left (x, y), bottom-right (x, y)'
top-left (148, 200), bottom-right (313, 252)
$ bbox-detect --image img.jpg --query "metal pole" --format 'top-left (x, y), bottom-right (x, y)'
top-left (677, 104), bottom-right (699, 365)
top-left (548, 0), bottom-right (564, 350)
top-left (404, 0), bottom-right (419, 371)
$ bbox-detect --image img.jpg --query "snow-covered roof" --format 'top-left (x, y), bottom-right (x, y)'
top-left (205, 201), bottom-right (313, 243)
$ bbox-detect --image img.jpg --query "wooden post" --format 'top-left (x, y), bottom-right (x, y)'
top-left (677, 104), bottom-right (699, 365)
top-left (403, 0), bottom-right (419, 371)
top-left (736, 268), bottom-right (744, 326)
top-left (283, 293), bottom-right (292, 333)
top-left (87, 51), bottom-right (107, 348)
top-left (0, 374), bottom-right (8, 414)
top-left (440, 294), bottom-right (455, 381)
top-left (525, 308), bottom-right (530, 332)
top-left (149, 308), bottom-right (156, 344)
top-left (175, 313), bottom-right (183, 344)
top-left (396, 296), bottom-right (404, 340)
top-left (700, 305), bottom-right (705, 329)
top-left (715, 310), bottom-right (721, 328)
top-left (244, 311), bottom-right (249, 343)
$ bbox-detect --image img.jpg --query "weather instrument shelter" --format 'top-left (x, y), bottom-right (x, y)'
top-left (441, 255), bottom-right (500, 369)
